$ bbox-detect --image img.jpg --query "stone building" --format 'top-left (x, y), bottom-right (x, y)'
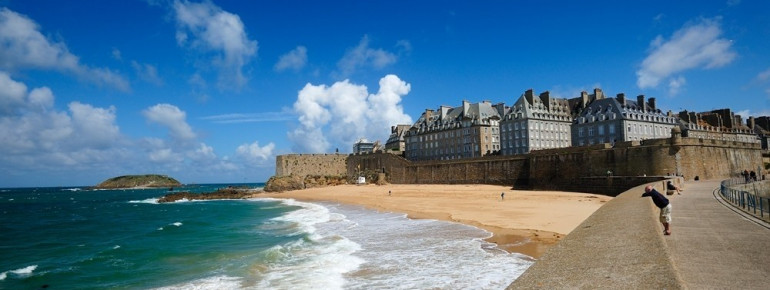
top-left (748, 116), bottom-right (770, 150)
top-left (385, 124), bottom-right (411, 154)
top-left (678, 109), bottom-right (758, 144)
top-left (404, 100), bottom-right (504, 161)
top-left (500, 89), bottom-right (575, 155)
top-left (572, 89), bottom-right (677, 146)
top-left (353, 138), bottom-right (375, 153)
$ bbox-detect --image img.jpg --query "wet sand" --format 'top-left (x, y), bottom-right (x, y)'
top-left (257, 184), bottom-right (611, 258)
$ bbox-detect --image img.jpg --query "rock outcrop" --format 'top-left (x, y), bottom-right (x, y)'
top-left (95, 174), bottom-right (181, 189)
top-left (157, 187), bottom-right (259, 203)
top-left (264, 174), bottom-right (348, 192)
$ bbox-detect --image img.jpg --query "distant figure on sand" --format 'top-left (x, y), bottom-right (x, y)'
top-left (666, 181), bottom-right (682, 195)
top-left (501, 192), bottom-right (504, 201)
top-left (642, 185), bottom-right (671, 235)
top-left (388, 190), bottom-right (391, 196)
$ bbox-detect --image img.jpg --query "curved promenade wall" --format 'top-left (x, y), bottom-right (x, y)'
top-left (275, 153), bottom-right (347, 177)
top-left (508, 180), bottom-right (684, 289)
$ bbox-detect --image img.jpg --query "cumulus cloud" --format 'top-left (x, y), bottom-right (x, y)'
top-left (636, 18), bottom-right (736, 90)
top-left (131, 61), bottom-right (163, 85)
top-left (173, 0), bottom-right (257, 89)
top-left (142, 104), bottom-right (196, 141)
top-left (289, 74), bottom-right (412, 153)
top-left (668, 76), bottom-right (686, 95)
top-left (0, 72), bottom-right (123, 168)
top-left (0, 8), bottom-right (130, 91)
top-left (275, 46), bottom-right (307, 72)
top-left (336, 35), bottom-right (397, 77)
top-left (236, 141), bottom-right (275, 163)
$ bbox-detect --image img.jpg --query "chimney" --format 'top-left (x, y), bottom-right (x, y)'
top-left (594, 88), bottom-right (604, 100)
top-left (493, 102), bottom-right (506, 118)
top-left (462, 100), bottom-right (470, 116)
top-left (539, 91), bottom-right (551, 109)
top-left (524, 89), bottom-right (535, 105)
top-left (440, 105), bottom-right (450, 119)
top-left (648, 97), bottom-right (656, 111)
top-left (617, 93), bottom-right (626, 106)
top-left (748, 117), bottom-right (755, 130)
top-left (581, 91), bottom-right (589, 108)
top-left (637, 95), bottom-right (646, 112)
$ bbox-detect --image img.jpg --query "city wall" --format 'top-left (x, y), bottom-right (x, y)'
top-left (274, 154), bottom-right (348, 177)
top-left (275, 137), bottom-right (763, 195)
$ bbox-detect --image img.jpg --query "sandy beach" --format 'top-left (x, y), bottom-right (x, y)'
top-left (258, 184), bottom-right (611, 258)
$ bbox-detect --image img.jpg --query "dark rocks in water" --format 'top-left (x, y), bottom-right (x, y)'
top-left (157, 187), bottom-right (259, 203)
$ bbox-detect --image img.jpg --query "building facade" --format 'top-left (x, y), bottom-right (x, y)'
top-left (500, 89), bottom-right (575, 155)
top-left (404, 100), bottom-right (503, 161)
top-left (353, 138), bottom-right (375, 154)
top-left (385, 124), bottom-right (411, 154)
top-left (572, 90), bottom-right (677, 146)
top-left (678, 109), bottom-right (759, 144)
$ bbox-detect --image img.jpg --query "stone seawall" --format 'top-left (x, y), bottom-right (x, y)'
top-left (344, 137), bottom-right (762, 192)
top-left (273, 137), bottom-right (762, 194)
top-left (275, 153), bottom-right (348, 177)
top-left (507, 180), bottom-right (684, 289)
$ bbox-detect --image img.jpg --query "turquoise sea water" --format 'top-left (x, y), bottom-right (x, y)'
top-left (0, 184), bottom-right (532, 289)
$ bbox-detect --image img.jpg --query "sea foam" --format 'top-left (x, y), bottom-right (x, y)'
top-left (154, 275), bottom-right (243, 290)
top-left (253, 198), bottom-right (364, 290)
top-left (1, 265), bottom-right (38, 280)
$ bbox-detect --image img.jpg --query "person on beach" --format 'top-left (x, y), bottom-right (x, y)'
top-left (642, 185), bottom-right (671, 235)
top-left (500, 192), bottom-right (505, 201)
top-left (666, 181), bottom-right (682, 195)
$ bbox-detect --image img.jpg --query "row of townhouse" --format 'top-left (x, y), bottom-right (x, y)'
top-left (390, 88), bottom-right (765, 161)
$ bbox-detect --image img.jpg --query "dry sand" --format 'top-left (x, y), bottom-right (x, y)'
top-left (257, 184), bottom-right (611, 258)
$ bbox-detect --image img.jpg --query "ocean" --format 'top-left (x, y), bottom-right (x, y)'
top-left (0, 184), bottom-right (532, 289)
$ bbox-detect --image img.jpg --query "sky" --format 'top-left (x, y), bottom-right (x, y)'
top-left (1, 0), bottom-right (769, 187)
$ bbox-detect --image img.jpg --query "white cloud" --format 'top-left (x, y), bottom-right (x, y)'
top-left (236, 141), bottom-right (275, 163)
top-left (668, 76), bottom-right (686, 95)
top-left (336, 35), bottom-right (397, 77)
top-left (289, 74), bottom-right (412, 153)
top-left (275, 46), bottom-right (307, 72)
top-left (0, 8), bottom-right (130, 91)
top-left (637, 18), bottom-right (735, 89)
top-left (131, 61), bottom-right (163, 85)
top-left (201, 111), bottom-right (292, 124)
top-left (173, 0), bottom-right (257, 89)
top-left (756, 68), bottom-right (770, 82)
top-left (0, 72), bottom-right (124, 167)
top-left (142, 104), bottom-right (196, 141)
top-left (112, 48), bottom-right (122, 61)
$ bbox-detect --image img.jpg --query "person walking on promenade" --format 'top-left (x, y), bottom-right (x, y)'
top-left (642, 185), bottom-right (672, 235)
top-left (743, 169), bottom-right (750, 183)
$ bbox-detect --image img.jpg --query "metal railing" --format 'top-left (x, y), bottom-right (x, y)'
top-left (719, 178), bottom-right (770, 222)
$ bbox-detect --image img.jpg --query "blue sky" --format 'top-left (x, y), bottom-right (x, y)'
top-left (1, 0), bottom-right (769, 187)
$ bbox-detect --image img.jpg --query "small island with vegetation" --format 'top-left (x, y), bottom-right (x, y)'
top-left (94, 174), bottom-right (182, 189)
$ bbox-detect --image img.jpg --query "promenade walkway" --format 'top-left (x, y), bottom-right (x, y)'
top-left (666, 180), bottom-right (770, 289)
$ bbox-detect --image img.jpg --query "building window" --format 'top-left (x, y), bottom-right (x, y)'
top-left (598, 125), bottom-right (604, 135)
top-left (578, 127), bottom-right (584, 137)
top-left (609, 125), bottom-right (615, 134)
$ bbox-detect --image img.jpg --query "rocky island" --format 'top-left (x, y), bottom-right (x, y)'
top-left (94, 174), bottom-right (182, 189)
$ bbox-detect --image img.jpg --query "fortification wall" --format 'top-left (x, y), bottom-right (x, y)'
top-left (275, 154), bottom-right (348, 177)
top-left (278, 137), bottom-right (762, 195)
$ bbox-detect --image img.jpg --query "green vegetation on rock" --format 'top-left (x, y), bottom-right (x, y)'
top-left (95, 174), bottom-right (181, 189)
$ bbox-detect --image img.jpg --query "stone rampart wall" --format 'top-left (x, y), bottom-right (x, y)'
top-left (345, 137), bottom-right (762, 195)
top-left (276, 137), bottom-right (762, 194)
top-left (275, 153), bottom-right (348, 177)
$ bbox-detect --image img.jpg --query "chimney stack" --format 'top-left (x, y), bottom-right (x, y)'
top-left (637, 95), bottom-right (646, 112)
top-left (524, 89), bottom-right (535, 105)
top-left (649, 97), bottom-right (656, 111)
top-left (617, 93), bottom-right (626, 106)
top-left (539, 91), bottom-right (551, 109)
